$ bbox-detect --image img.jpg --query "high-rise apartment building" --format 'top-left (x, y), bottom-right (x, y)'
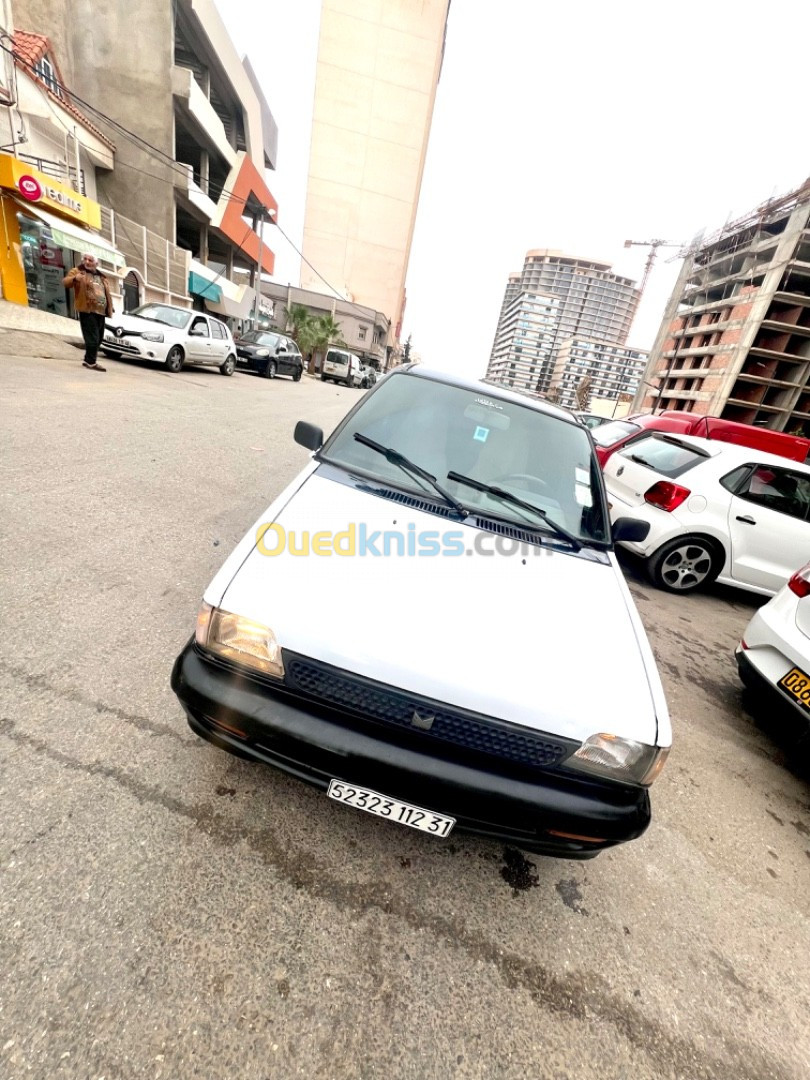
top-left (551, 339), bottom-right (648, 410)
top-left (634, 179), bottom-right (810, 435)
top-left (486, 292), bottom-right (560, 395)
top-left (301, 0), bottom-right (450, 351)
top-left (486, 250), bottom-right (640, 396)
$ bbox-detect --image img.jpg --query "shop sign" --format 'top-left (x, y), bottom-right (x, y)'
top-left (0, 153), bottom-right (101, 229)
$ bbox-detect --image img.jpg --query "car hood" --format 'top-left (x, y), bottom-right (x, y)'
top-left (108, 313), bottom-right (182, 336)
top-left (216, 471), bottom-right (664, 745)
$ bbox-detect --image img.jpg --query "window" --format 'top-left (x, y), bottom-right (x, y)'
top-left (35, 56), bottom-right (62, 98)
top-left (615, 434), bottom-right (708, 479)
top-left (357, 326), bottom-right (368, 341)
top-left (734, 464), bottom-right (810, 521)
top-left (190, 317), bottom-right (210, 337)
top-left (210, 321), bottom-right (226, 340)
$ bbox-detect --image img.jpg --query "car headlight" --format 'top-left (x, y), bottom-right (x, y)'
top-left (568, 733), bottom-right (669, 786)
top-left (142, 332), bottom-right (164, 342)
top-left (254, 348), bottom-right (270, 358)
top-left (195, 602), bottom-right (284, 678)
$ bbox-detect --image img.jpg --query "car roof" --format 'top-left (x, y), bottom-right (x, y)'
top-left (399, 366), bottom-right (581, 425)
top-left (639, 431), bottom-right (810, 475)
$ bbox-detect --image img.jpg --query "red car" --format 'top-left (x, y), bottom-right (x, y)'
top-left (591, 412), bottom-right (810, 467)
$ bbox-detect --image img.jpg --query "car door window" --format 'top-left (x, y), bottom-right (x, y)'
top-left (735, 464), bottom-right (810, 521)
top-left (210, 321), bottom-right (225, 341)
top-left (190, 317), bottom-right (209, 337)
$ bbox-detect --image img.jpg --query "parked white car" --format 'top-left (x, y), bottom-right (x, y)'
top-left (321, 347), bottom-right (363, 387)
top-left (103, 304), bottom-right (237, 375)
top-left (604, 432), bottom-right (810, 595)
top-left (737, 562), bottom-right (810, 747)
top-left (172, 367), bottom-right (670, 860)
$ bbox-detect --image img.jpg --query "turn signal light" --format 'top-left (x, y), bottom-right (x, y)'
top-left (644, 481), bottom-right (690, 512)
top-left (788, 564), bottom-right (810, 598)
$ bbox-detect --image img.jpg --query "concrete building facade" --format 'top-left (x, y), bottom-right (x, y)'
top-left (300, 0), bottom-right (450, 347)
top-left (550, 338), bottom-right (648, 411)
top-left (486, 250), bottom-right (641, 396)
top-left (261, 281), bottom-right (390, 368)
top-left (633, 179), bottom-right (810, 436)
top-left (486, 291), bottom-right (560, 395)
top-left (11, 0), bottom-right (279, 322)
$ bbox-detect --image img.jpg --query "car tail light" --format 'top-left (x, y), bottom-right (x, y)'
top-left (788, 564), bottom-right (810, 598)
top-left (644, 481), bottom-right (691, 512)
top-left (739, 639), bottom-right (748, 650)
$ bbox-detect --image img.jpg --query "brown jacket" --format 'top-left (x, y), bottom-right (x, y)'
top-left (62, 266), bottom-right (113, 317)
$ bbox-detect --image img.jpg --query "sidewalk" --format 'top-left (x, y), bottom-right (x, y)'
top-left (0, 298), bottom-right (83, 361)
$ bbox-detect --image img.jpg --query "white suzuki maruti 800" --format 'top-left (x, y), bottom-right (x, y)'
top-left (172, 367), bottom-right (670, 859)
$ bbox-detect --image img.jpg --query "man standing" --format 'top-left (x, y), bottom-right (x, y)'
top-left (63, 254), bottom-right (113, 371)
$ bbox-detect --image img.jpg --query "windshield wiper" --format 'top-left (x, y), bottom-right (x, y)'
top-left (447, 471), bottom-right (581, 550)
top-left (628, 454), bottom-right (653, 467)
top-left (353, 434), bottom-right (468, 517)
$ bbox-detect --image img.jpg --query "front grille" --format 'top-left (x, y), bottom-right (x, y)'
top-left (283, 653), bottom-right (574, 770)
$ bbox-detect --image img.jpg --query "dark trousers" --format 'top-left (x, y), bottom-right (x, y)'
top-left (79, 312), bottom-right (106, 364)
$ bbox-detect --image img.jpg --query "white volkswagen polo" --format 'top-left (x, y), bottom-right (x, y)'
top-left (171, 367), bottom-right (671, 859)
top-left (604, 433), bottom-right (810, 595)
top-left (103, 303), bottom-right (237, 375)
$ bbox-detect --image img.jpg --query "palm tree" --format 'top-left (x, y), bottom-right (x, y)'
top-left (284, 303), bottom-right (313, 346)
top-left (309, 314), bottom-right (345, 374)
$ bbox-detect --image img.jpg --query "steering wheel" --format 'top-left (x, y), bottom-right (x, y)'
top-left (489, 472), bottom-right (548, 495)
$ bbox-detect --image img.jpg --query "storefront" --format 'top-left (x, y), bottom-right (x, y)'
top-left (0, 154), bottom-right (124, 315)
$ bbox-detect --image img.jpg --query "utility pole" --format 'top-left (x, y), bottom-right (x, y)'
top-left (252, 210), bottom-right (265, 330)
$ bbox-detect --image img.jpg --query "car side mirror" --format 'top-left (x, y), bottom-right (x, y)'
top-left (612, 517), bottom-right (650, 543)
top-left (294, 421), bottom-right (324, 452)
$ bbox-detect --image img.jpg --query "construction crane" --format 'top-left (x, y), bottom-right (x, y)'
top-left (623, 238), bottom-right (681, 297)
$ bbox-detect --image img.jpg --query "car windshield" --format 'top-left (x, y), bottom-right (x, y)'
top-left (130, 304), bottom-right (190, 330)
top-left (239, 331), bottom-right (279, 347)
top-left (322, 373), bottom-right (607, 542)
top-left (591, 418), bottom-right (642, 447)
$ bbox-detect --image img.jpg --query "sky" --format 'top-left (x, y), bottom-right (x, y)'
top-left (220, 0), bottom-right (810, 378)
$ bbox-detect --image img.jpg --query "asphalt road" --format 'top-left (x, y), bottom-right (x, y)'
top-left (1, 341), bottom-right (809, 1080)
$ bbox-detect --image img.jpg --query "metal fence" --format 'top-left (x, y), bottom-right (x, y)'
top-left (99, 206), bottom-right (189, 301)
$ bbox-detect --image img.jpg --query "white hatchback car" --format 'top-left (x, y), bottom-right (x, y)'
top-left (172, 367), bottom-right (670, 860)
top-left (604, 433), bottom-right (810, 595)
top-left (737, 563), bottom-right (810, 746)
top-left (103, 303), bottom-right (237, 375)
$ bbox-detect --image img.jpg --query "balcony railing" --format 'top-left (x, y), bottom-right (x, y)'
top-left (17, 154), bottom-right (86, 195)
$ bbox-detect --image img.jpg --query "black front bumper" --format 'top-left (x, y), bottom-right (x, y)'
top-left (171, 641), bottom-right (652, 859)
top-left (737, 649), bottom-right (810, 735)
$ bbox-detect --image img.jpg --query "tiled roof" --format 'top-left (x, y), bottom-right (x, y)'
top-left (12, 31), bottom-right (116, 153)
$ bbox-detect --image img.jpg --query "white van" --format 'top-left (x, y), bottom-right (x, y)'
top-left (322, 347), bottom-right (363, 387)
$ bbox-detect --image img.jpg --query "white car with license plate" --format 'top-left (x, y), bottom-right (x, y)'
top-left (103, 303), bottom-right (237, 375)
top-left (171, 366), bottom-right (670, 860)
top-left (604, 433), bottom-right (810, 595)
top-left (737, 563), bottom-right (810, 750)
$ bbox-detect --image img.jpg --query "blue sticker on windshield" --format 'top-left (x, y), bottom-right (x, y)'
top-left (473, 426), bottom-right (489, 443)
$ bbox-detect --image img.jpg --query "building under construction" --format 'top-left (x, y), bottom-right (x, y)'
top-left (634, 178), bottom-right (810, 434)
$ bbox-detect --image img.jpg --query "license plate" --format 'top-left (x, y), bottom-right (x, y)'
top-left (778, 666), bottom-right (810, 710)
top-left (327, 780), bottom-right (455, 837)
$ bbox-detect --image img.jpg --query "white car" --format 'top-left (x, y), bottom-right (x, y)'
top-left (172, 367), bottom-right (670, 860)
top-left (103, 303), bottom-right (237, 375)
top-left (321, 347), bottom-right (364, 387)
top-left (737, 563), bottom-right (810, 746)
top-left (604, 432), bottom-right (810, 595)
